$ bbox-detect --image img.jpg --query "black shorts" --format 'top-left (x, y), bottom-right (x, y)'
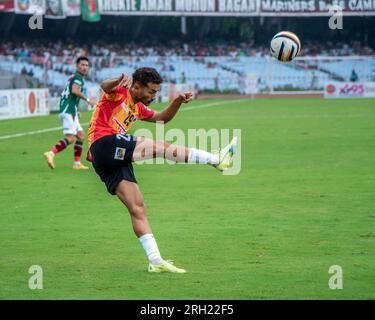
top-left (90, 134), bottom-right (138, 195)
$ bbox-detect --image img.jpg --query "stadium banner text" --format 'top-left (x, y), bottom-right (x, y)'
top-left (98, 0), bottom-right (375, 16)
top-left (260, 0), bottom-right (375, 16)
top-left (98, 0), bottom-right (258, 16)
top-left (3, 0), bottom-right (375, 16)
top-left (0, 89), bottom-right (49, 120)
top-left (324, 82), bottom-right (375, 98)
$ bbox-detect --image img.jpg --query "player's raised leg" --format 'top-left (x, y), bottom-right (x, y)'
top-left (115, 180), bottom-right (186, 273)
top-left (132, 137), bottom-right (237, 171)
top-left (72, 129), bottom-right (89, 170)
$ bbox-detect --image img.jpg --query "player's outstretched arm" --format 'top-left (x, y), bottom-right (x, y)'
top-left (146, 92), bottom-right (193, 124)
top-left (71, 84), bottom-right (96, 107)
top-left (100, 74), bottom-right (132, 93)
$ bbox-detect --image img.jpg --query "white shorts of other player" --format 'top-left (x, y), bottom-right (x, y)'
top-left (59, 113), bottom-right (83, 135)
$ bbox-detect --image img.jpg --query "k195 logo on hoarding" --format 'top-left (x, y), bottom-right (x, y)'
top-left (324, 82), bottom-right (372, 99)
top-left (339, 83), bottom-right (365, 96)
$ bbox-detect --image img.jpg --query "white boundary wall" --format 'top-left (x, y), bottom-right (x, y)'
top-left (0, 89), bottom-right (49, 120)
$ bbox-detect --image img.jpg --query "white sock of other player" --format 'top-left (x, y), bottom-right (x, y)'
top-left (139, 233), bottom-right (163, 265)
top-left (187, 148), bottom-right (219, 165)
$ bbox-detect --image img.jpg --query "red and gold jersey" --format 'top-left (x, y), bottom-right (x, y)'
top-left (87, 86), bottom-right (155, 161)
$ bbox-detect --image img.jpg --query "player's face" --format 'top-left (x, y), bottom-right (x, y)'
top-left (76, 60), bottom-right (89, 76)
top-left (136, 83), bottom-right (160, 106)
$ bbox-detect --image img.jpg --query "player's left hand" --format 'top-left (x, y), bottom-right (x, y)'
top-left (78, 111), bottom-right (81, 119)
top-left (179, 92), bottom-right (193, 104)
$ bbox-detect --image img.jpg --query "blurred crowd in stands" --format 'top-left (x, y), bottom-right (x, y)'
top-left (1, 39), bottom-right (374, 64)
top-left (0, 39), bottom-right (373, 93)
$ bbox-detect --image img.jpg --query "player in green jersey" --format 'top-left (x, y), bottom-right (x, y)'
top-left (44, 57), bottom-right (96, 170)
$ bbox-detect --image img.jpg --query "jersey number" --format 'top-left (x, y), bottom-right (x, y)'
top-left (124, 113), bottom-right (136, 127)
top-left (116, 134), bottom-right (131, 141)
top-left (61, 83), bottom-right (70, 99)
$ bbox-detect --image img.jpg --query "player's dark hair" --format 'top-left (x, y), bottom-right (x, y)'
top-left (76, 56), bottom-right (89, 65)
top-left (132, 67), bottom-right (163, 87)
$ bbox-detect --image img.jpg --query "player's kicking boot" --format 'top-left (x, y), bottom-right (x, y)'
top-left (43, 151), bottom-right (55, 169)
top-left (148, 260), bottom-right (186, 273)
top-left (214, 136), bottom-right (238, 172)
top-left (72, 163), bottom-right (89, 170)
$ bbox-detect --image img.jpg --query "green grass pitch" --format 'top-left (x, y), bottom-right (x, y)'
top-left (0, 98), bottom-right (374, 299)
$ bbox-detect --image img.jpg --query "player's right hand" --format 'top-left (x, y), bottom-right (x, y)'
top-left (118, 73), bottom-right (132, 89)
top-left (179, 92), bottom-right (193, 103)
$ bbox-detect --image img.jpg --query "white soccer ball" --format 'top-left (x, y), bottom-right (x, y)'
top-left (270, 31), bottom-right (301, 62)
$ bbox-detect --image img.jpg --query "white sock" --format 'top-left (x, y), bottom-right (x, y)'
top-left (73, 161), bottom-right (81, 166)
top-left (49, 151), bottom-right (55, 157)
top-left (139, 234), bottom-right (163, 265)
top-left (187, 148), bottom-right (219, 165)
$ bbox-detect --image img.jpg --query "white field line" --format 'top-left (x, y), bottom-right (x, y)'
top-left (0, 126), bottom-right (74, 140)
top-left (0, 99), bottom-right (246, 141)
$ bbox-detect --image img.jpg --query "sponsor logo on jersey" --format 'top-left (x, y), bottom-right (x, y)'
top-left (113, 117), bottom-right (127, 134)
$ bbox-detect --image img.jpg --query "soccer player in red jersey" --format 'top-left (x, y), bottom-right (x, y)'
top-left (88, 68), bottom-right (237, 273)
